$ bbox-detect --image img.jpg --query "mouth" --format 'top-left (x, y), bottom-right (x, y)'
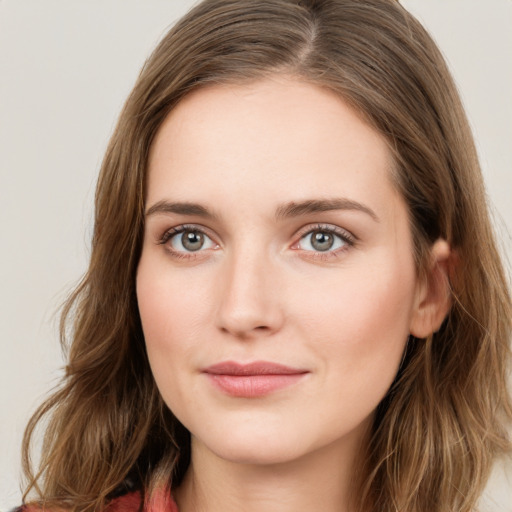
top-left (202, 361), bottom-right (309, 398)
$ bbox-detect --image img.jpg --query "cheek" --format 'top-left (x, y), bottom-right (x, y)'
top-left (136, 252), bottom-right (228, 419)
top-left (294, 254), bottom-right (416, 395)
top-left (137, 257), bottom-right (210, 346)
top-left (136, 257), bottom-right (200, 400)
top-left (298, 256), bottom-right (415, 339)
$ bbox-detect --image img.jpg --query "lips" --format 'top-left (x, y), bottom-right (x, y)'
top-left (202, 361), bottom-right (309, 397)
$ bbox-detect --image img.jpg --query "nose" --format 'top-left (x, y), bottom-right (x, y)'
top-left (216, 248), bottom-right (285, 339)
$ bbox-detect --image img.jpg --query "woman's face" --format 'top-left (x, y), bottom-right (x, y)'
top-left (137, 77), bottom-right (425, 465)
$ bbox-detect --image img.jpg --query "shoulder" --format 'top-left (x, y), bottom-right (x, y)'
top-left (11, 492), bottom-right (141, 512)
top-left (13, 490), bottom-right (178, 512)
top-left (10, 494), bottom-right (140, 512)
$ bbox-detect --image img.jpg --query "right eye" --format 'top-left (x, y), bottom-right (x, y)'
top-left (160, 226), bottom-right (218, 255)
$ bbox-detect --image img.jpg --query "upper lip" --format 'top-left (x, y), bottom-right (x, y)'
top-left (203, 361), bottom-right (308, 376)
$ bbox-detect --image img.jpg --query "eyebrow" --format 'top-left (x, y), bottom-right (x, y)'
top-left (275, 198), bottom-right (379, 222)
top-left (145, 200), bottom-right (217, 219)
top-left (145, 197), bottom-right (379, 222)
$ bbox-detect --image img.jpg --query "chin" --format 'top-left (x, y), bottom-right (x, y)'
top-left (212, 440), bottom-right (304, 466)
top-left (192, 422), bottom-right (310, 466)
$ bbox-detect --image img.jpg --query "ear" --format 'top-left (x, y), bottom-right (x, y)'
top-left (409, 239), bottom-right (454, 339)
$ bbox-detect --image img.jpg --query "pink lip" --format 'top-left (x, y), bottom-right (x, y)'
top-left (203, 361), bottom-right (309, 398)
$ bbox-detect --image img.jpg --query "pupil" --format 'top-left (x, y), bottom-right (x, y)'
top-left (182, 231), bottom-right (204, 251)
top-left (311, 231), bottom-right (333, 251)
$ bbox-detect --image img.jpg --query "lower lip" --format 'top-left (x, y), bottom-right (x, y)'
top-left (206, 374), bottom-right (306, 398)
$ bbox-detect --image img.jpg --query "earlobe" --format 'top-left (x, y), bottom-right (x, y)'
top-left (409, 239), bottom-right (454, 339)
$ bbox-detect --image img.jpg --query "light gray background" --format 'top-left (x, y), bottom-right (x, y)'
top-left (1, 0), bottom-right (511, 509)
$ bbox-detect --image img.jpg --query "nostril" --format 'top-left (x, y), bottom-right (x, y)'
top-left (219, 322), bottom-right (276, 339)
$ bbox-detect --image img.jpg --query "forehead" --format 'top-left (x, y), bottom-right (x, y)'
top-left (147, 76), bottom-right (398, 217)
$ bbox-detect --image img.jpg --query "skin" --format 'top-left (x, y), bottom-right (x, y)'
top-left (136, 76), bottom-right (451, 512)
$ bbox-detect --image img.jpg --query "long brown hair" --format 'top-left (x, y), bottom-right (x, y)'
top-left (22, 1), bottom-right (512, 511)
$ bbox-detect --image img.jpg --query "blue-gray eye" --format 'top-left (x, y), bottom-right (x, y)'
top-left (170, 229), bottom-right (216, 252)
top-left (299, 230), bottom-right (346, 252)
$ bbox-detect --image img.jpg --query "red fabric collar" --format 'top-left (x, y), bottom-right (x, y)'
top-left (19, 490), bottom-right (178, 512)
top-left (107, 490), bottom-right (178, 512)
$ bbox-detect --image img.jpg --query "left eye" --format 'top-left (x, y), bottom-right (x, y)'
top-left (168, 229), bottom-right (217, 252)
top-left (298, 229), bottom-right (348, 252)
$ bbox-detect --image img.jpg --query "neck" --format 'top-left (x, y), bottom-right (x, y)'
top-left (174, 425), bottom-right (369, 512)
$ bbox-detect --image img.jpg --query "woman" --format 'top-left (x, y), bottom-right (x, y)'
top-left (17, 1), bottom-right (511, 511)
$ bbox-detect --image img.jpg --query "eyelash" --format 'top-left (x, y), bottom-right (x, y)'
top-left (157, 223), bottom-right (356, 261)
top-left (157, 224), bottom-right (218, 260)
top-left (292, 223), bottom-right (356, 260)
